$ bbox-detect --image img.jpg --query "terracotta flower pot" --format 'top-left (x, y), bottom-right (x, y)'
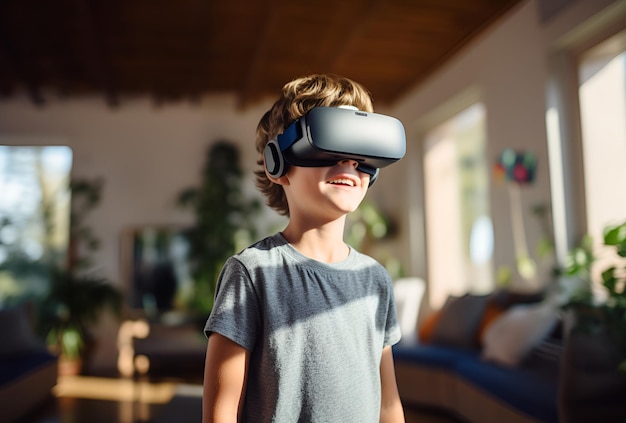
top-left (58, 355), bottom-right (84, 377)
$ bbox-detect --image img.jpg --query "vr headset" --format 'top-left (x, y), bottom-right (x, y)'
top-left (264, 106), bottom-right (406, 186)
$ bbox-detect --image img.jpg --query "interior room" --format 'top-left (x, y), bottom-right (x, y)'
top-left (1, 0), bottom-right (625, 422)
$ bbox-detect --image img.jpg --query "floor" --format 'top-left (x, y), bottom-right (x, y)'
top-left (405, 407), bottom-right (461, 423)
top-left (21, 375), bottom-right (180, 423)
top-left (21, 375), bottom-right (459, 423)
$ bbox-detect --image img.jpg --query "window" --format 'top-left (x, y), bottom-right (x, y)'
top-left (578, 30), bottom-right (626, 241)
top-left (423, 103), bottom-right (493, 308)
top-left (0, 145), bottom-right (73, 304)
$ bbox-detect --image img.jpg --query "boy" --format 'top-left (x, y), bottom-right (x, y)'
top-left (203, 74), bottom-right (405, 422)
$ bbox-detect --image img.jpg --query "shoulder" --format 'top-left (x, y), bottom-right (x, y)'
top-left (231, 233), bottom-right (288, 264)
top-left (350, 248), bottom-right (381, 265)
top-left (349, 248), bottom-right (390, 275)
top-left (221, 233), bottom-right (296, 278)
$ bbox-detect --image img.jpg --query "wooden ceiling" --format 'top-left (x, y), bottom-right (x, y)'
top-left (0, 0), bottom-right (522, 108)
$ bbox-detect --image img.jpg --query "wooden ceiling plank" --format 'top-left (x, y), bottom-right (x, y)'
top-left (238, 0), bottom-right (284, 108)
top-left (190, 0), bottom-right (219, 101)
top-left (325, 0), bottom-right (387, 72)
top-left (0, 8), bottom-right (44, 105)
top-left (70, 0), bottom-right (119, 107)
top-left (386, 0), bottom-right (523, 102)
top-left (0, 0), bottom-right (525, 106)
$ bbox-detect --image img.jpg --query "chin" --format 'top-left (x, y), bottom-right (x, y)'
top-left (341, 203), bottom-right (362, 214)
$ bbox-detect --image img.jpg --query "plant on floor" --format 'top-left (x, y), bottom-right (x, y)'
top-left (561, 220), bottom-right (626, 372)
top-left (40, 267), bottom-right (121, 361)
top-left (177, 141), bottom-right (261, 315)
top-left (38, 178), bottom-right (122, 370)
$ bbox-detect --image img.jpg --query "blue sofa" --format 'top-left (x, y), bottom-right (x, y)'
top-left (393, 290), bottom-right (561, 423)
top-left (0, 305), bottom-right (58, 423)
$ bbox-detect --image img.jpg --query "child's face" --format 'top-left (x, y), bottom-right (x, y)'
top-left (283, 159), bottom-right (370, 221)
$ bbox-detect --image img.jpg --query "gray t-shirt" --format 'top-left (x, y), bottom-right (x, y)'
top-left (204, 233), bottom-right (401, 423)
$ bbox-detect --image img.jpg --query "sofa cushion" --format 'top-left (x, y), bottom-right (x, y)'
top-left (393, 344), bottom-right (480, 369)
top-left (393, 342), bottom-right (560, 422)
top-left (489, 288), bottom-right (545, 309)
top-left (0, 350), bottom-right (57, 387)
top-left (481, 302), bottom-right (559, 367)
top-left (476, 301), bottom-right (505, 346)
top-left (455, 356), bottom-right (559, 422)
top-left (430, 294), bottom-right (490, 350)
top-left (417, 309), bottom-right (442, 343)
top-left (0, 306), bottom-right (42, 359)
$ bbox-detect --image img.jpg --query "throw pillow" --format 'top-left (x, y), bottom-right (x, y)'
top-left (0, 305), bottom-right (42, 359)
top-left (481, 302), bottom-right (559, 367)
top-left (417, 309), bottom-right (442, 343)
top-left (476, 301), bottom-right (505, 347)
top-left (430, 294), bottom-right (490, 350)
top-left (490, 288), bottom-right (544, 309)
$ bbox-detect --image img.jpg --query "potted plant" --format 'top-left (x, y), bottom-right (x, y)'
top-left (38, 177), bottom-right (122, 375)
top-left (39, 267), bottom-right (121, 375)
top-left (177, 141), bottom-right (261, 316)
top-left (558, 221), bottom-right (626, 422)
top-left (561, 221), bottom-right (626, 367)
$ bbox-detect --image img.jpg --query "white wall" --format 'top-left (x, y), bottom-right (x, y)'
top-left (0, 95), bottom-right (275, 287)
top-left (0, 0), bottom-right (622, 298)
top-left (389, 0), bottom-right (550, 288)
top-left (388, 0), bottom-right (624, 289)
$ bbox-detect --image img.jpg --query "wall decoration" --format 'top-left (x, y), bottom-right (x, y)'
top-left (493, 149), bottom-right (541, 288)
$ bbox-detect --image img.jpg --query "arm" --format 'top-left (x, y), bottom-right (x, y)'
top-left (379, 345), bottom-right (405, 423)
top-left (203, 333), bottom-right (250, 423)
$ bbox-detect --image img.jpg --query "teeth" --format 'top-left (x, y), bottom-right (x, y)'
top-left (329, 178), bottom-right (354, 186)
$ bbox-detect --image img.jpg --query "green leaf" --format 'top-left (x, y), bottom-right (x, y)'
top-left (177, 188), bottom-right (199, 207)
top-left (536, 237), bottom-right (554, 259)
top-left (496, 266), bottom-right (512, 287)
top-left (564, 245), bottom-right (594, 276)
top-left (604, 222), bottom-right (626, 246)
top-left (601, 267), bottom-right (618, 296)
top-left (61, 327), bottom-right (84, 359)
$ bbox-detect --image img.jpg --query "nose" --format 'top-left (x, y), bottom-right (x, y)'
top-left (338, 159), bottom-right (359, 169)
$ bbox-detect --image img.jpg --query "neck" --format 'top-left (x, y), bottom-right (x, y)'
top-left (281, 216), bottom-right (348, 263)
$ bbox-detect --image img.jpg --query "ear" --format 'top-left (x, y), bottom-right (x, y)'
top-left (264, 167), bottom-right (290, 186)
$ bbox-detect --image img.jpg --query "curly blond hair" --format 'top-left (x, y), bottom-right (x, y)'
top-left (254, 74), bottom-right (374, 216)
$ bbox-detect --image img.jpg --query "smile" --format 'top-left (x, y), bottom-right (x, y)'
top-left (327, 178), bottom-right (356, 187)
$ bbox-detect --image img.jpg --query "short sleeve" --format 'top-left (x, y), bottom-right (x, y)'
top-left (383, 276), bottom-right (402, 347)
top-left (204, 257), bottom-right (261, 351)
